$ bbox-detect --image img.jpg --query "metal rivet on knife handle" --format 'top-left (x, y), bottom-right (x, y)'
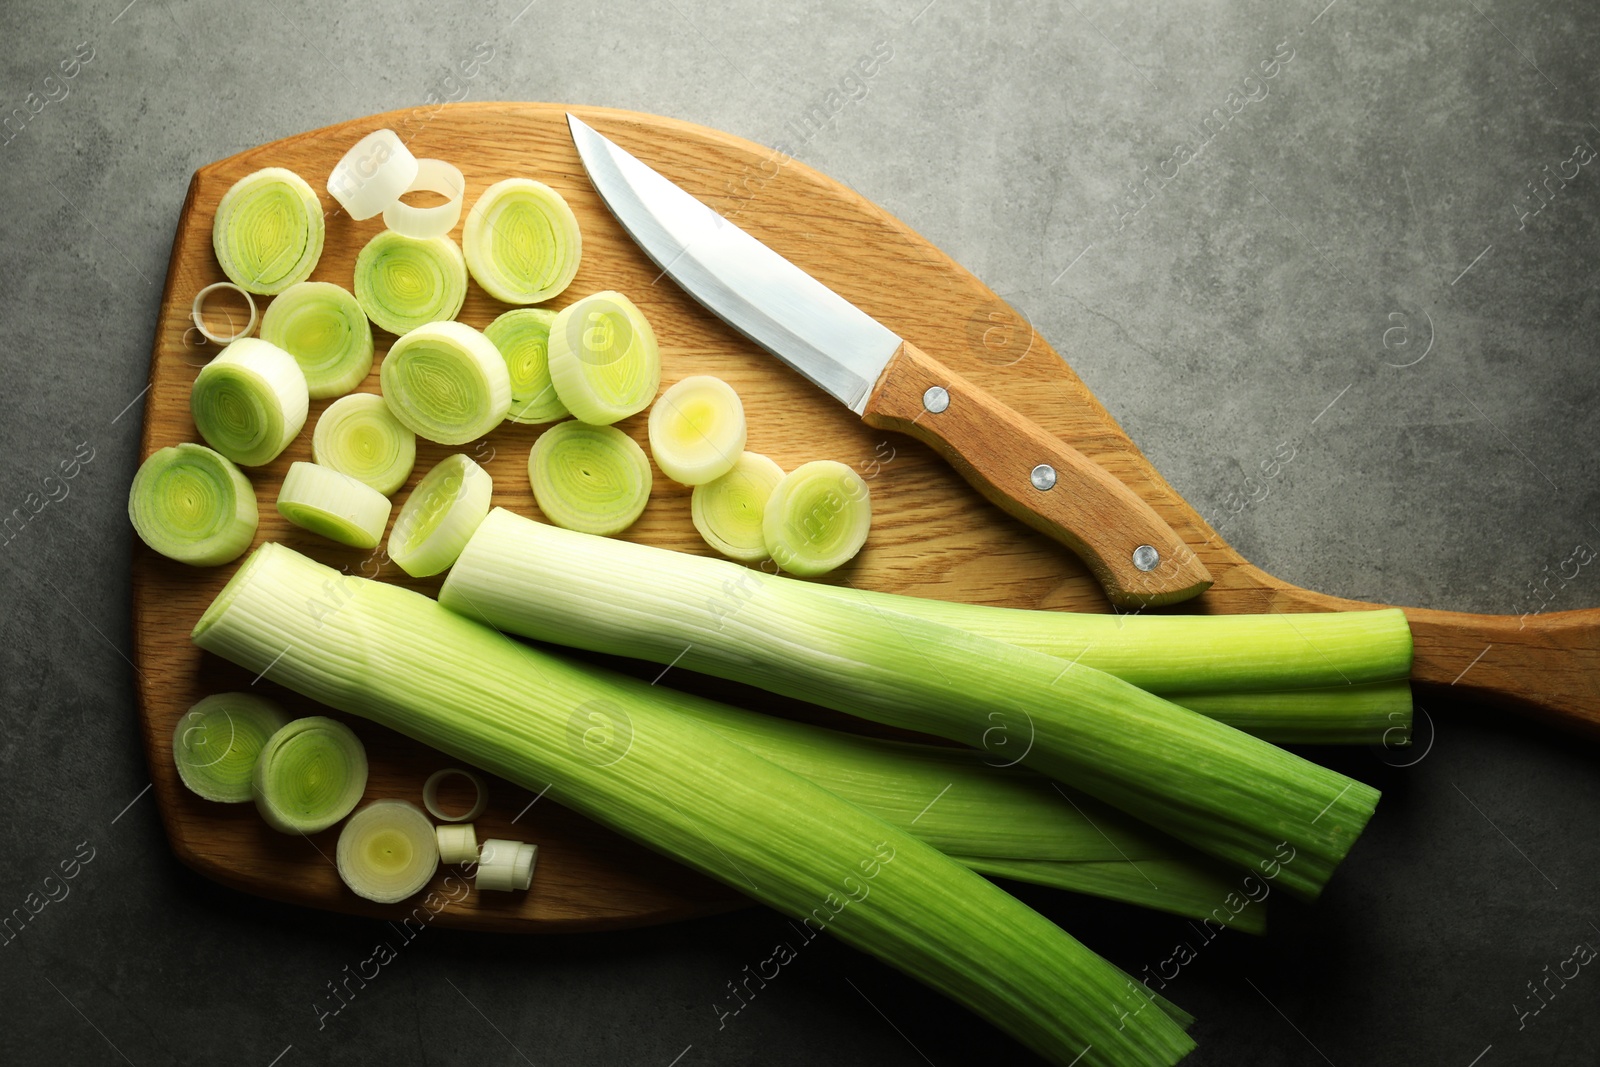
top-left (922, 385), bottom-right (950, 414)
top-left (1132, 545), bottom-right (1161, 572)
top-left (1030, 464), bottom-right (1057, 491)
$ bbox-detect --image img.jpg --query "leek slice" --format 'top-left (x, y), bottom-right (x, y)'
top-left (477, 838), bottom-right (537, 892)
top-left (128, 443), bottom-right (258, 567)
top-left (435, 823), bottom-right (479, 865)
top-left (648, 375), bottom-right (746, 485)
top-left (171, 693), bottom-right (289, 803)
top-left (691, 451), bottom-right (784, 562)
top-left (440, 511), bottom-right (1379, 901)
top-left (546, 291), bottom-right (660, 425)
top-left (763, 460), bottom-right (871, 576)
top-left (354, 231), bottom-right (468, 336)
top-left (484, 308), bottom-right (567, 425)
top-left (382, 158), bottom-right (465, 241)
top-left (336, 799), bottom-right (439, 904)
top-left (527, 421), bottom-right (650, 535)
top-left (388, 453), bottom-right (493, 577)
top-left (260, 281), bottom-right (375, 399)
top-left (193, 543), bottom-right (1196, 1066)
top-left (327, 129), bottom-right (417, 221)
top-left (252, 716), bottom-right (369, 834)
top-left (191, 282), bottom-right (259, 345)
top-left (212, 167), bottom-right (325, 295)
top-left (275, 462), bottom-right (393, 550)
top-left (311, 393), bottom-right (417, 497)
top-left (190, 337), bottom-right (310, 468)
top-left (462, 178), bottom-right (582, 304)
top-left (380, 320), bottom-right (510, 445)
top-left (422, 767), bottom-right (487, 822)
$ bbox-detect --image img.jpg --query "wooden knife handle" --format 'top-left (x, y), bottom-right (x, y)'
top-left (862, 340), bottom-right (1213, 607)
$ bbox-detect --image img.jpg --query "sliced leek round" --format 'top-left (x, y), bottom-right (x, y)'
top-left (128, 443), bottom-right (258, 567)
top-left (276, 462), bottom-right (393, 550)
top-left (382, 158), bottom-right (465, 241)
top-left (191, 282), bottom-right (259, 345)
top-left (312, 393), bottom-right (417, 497)
top-left (387, 453), bottom-right (493, 577)
top-left (648, 375), bottom-right (746, 485)
top-left (528, 421), bottom-right (651, 535)
top-left (327, 129), bottom-right (418, 221)
top-left (763, 460), bottom-right (872, 577)
top-left (354, 231), bottom-right (468, 336)
top-left (546, 291), bottom-right (660, 425)
top-left (260, 281), bottom-right (375, 399)
top-left (253, 716), bottom-right (369, 834)
top-left (190, 337), bottom-right (310, 467)
top-left (336, 799), bottom-right (439, 904)
top-left (380, 320), bottom-right (511, 445)
top-left (172, 692), bottom-right (289, 803)
top-left (422, 767), bottom-right (487, 822)
top-left (484, 308), bottom-right (567, 425)
top-left (477, 838), bottom-right (537, 892)
top-left (691, 451), bottom-right (784, 562)
top-left (435, 823), bottom-right (479, 865)
top-left (462, 178), bottom-right (582, 304)
top-left (212, 167), bottom-right (326, 295)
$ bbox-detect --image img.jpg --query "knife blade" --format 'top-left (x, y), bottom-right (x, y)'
top-left (567, 113), bottom-right (1211, 607)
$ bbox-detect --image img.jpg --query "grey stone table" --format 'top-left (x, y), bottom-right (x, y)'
top-left (2, 0), bottom-right (1596, 1064)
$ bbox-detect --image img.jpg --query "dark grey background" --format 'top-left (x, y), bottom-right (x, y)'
top-left (2, 0), bottom-right (1597, 1064)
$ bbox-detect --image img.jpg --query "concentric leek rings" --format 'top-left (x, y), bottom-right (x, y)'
top-left (190, 337), bottom-right (310, 468)
top-left (276, 461), bottom-right (394, 550)
top-left (528, 421), bottom-right (651, 536)
top-left (354, 231), bottom-right (468, 336)
top-left (484, 307), bottom-right (567, 425)
top-left (380, 320), bottom-right (511, 445)
top-left (253, 716), bottom-right (369, 834)
top-left (762, 460), bottom-right (872, 577)
top-left (547, 291), bottom-right (661, 425)
top-left (172, 693), bottom-right (289, 803)
top-left (260, 281), bottom-right (375, 399)
top-left (648, 375), bottom-right (747, 485)
top-left (128, 443), bottom-right (258, 567)
top-left (388, 453), bottom-right (493, 578)
top-left (336, 799), bottom-right (439, 904)
top-left (212, 167), bottom-right (326, 295)
top-left (463, 178), bottom-right (582, 304)
top-left (692, 451), bottom-right (784, 562)
top-left (312, 393), bottom-right (417, 497)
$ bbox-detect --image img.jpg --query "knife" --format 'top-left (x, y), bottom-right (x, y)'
top-left (566, 114), bottom-right (1212, 607)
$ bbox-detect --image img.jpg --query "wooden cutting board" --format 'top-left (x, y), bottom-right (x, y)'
top-left (132, 103), bottom-right (1600, 933)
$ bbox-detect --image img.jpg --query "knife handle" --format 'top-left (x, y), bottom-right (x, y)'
top-left (862, 340), bottom-right (1212, 607)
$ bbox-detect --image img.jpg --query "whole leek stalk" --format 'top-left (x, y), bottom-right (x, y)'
top-left (439, 510), bottom-right (1380, 900)
top-left (193, 543), bottom-right (1195, 1067)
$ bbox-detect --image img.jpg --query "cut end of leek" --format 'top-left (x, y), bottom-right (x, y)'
top-left (312, 393), bottom-right (417, 497)
top-left (648, 375), bottom-right (747, 486)
top-left (129, 443), bottom-right (259, 567)
top-left (485, 308), bottom-right (568, 425)
top-left (546, 291), bottom-right (661, 425)
top-left (190, 337), bottom-right (310, 468)
top-left (380, 320), bottom-right (511, 445)
top-left (354, 231), bottom-right (468, 336)
top-left (260, 281), bottom-right (375, 399)
top-left (463, 178), bottom-right (582, 304)
top-left (172, 692), bottom-right (289, 803)
top-left (388, 453), bottom-right (494, 577)
top-left (253, 716), bottom-right (369, 834)
top-left (212, 167), bottom-right (326, 295)
top-left (337, 799), bottom-right (440, 904)
top-left (763, 460), bottom-right (872, 576)
top-left (528, 421), bottom-right (651, 536)
top-left (691, 451), bottom-right (784, 562)
top-left (276, 462), bottom-right (393, 550)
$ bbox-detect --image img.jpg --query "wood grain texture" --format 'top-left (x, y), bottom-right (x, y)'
top-left (863, 339), bottom-right (1213, 606)
top-left (133, 103), bottom-right (1600, 934)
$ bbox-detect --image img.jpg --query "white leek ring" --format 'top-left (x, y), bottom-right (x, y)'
top-left (383, 158), bottom-right (466, 240)
top-left (691, 451), bottom-right (784, 562)
top-left (435, 823), bottom-right (479, 865)
top-left (462, 178), bottom-right (582, 304)
top-left (253, 716), bottom-right (369, 834)
top-left (388, 453), bottom-right (493, 577)
top-left (380, 320), bottom-right (510, 445)
top-left (191, 282), bottom-right (259, 345)
top-left (546, 291), bottom-right (661, 425)
top-left (190, 337), bottom-right (310, 467)
top-left (276, 462), bottom-right (393, 550)
top-left (484, 308), bottom-right (567, 425)
top-left (212, 167), bottom-right (325, 295)
top-left (477, 838), bottom-right (537, 892)
top-left (128, 443), bottom-right (258, 567)
top-left (312, 393), bottom-right (417, 497)
top-left (172, 693), bottom-right (289, 803)
top-left (354, 231), bottom-right (468, 336)
top-left (763, 460), bottom-right (872, 577)
top-left (260, 281), bottom-right (375, 399)
top-left (648, 375), bottom-right (747, 485)
top-left (336, 799), bottom-right (439, 904)
top-left (422, 767), bottom-right (488, 823)
top-left (327, 129), bottom-right (418, 221)
top-left (528, 421), bottom-right (651, 536)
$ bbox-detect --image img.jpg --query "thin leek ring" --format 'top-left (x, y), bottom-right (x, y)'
top-left (327, 129), bottom-right (418, 221)
top-left (212, 167), bottom-right (325, 295)
top-left (312, 393), bottom-right (417, 497)
top-left (762, 460), bottom-right (872, 577)
top-left (260, 281), bottom-right (375, 399)
top-left (253, 716), bottom-right (369, 834)
top-left (336, 799), bottom-right (439, 904)
top-left (422, 767), bottom-right (488, 823)
top-left (382, 158), bottom-right (466, 241)
top-left (190, 337), bottom-right (310, 468)
top-left (275, 461), bottom-right (394, 550)
top-left (191, 282), bottom-right (259, 345)
top-left (387, 453), bottom-right (493, 577)
top-left (128, 443), bottom-right (258, 567)
top-left (462, 178), bottom-right (582, 304)
top-left (528, 421), bottom-right (651, 536)
top-left (380, 320), bottom-right (511, 445)
top-left (546, 291), bottom-right (661, 425)
top-left (647, 375), bottom-right (747, 485)
top-left (484, 307), bottom-right (567, 425)
top-left (691, 451), bottom-right (784, 562)
top-left (172, 693), bottom-right (289, 803)
top-left (354, 231), bottom-right (468, 336)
